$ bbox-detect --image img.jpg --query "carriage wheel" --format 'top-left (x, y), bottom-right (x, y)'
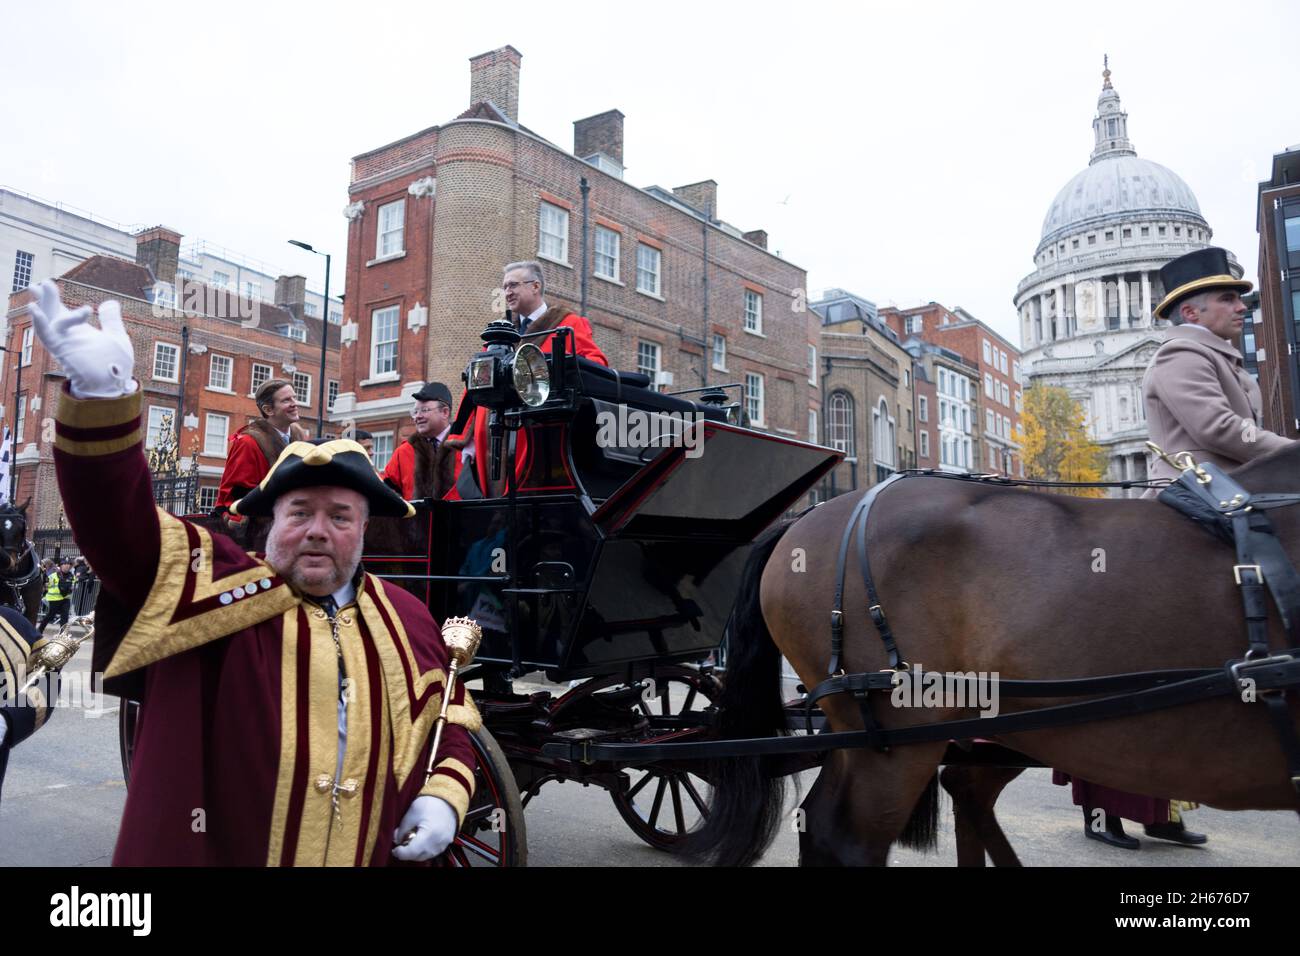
top-left (608, 666), bottom-right (719, 852)
top-left (443, 725), bottom-right (528, 867)
top-left (119, 697), bottom-right (140, 787)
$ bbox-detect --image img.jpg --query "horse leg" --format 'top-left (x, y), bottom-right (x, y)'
top-left (799, 744), bottom-right (946, 866)
top-left (939, 764), bottom-right (1024, 867)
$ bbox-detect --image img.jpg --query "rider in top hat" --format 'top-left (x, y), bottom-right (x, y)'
top-left (381, 382), bottom-right (465, 500)
top-left (26, 280), bottom-right (479, 866)
top-left (1143, 246), bottom-right (1294, 481)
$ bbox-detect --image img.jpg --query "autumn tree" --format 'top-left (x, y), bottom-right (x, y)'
top-left (1013, 384), bottom-right (1109, 497)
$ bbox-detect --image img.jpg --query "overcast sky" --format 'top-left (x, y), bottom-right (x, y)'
top-left (3, 0), bottom-right (1297, 346)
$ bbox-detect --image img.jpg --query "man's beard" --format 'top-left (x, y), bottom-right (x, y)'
top-left (265, 526), bottom-right (364, 596)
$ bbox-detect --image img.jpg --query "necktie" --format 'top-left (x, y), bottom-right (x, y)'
top-left (318, 595), bottom-right (338, 618)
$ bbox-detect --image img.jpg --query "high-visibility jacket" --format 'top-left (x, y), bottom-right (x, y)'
top-left (45, 571), bottom-right (69, 602)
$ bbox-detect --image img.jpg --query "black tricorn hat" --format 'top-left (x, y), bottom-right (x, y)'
top-left (412, 381), bottom-right (454, 406)
top-left (1155, 247), bottom-right (1252, 319)
top-left (230, 439), bottom-right (415, 518)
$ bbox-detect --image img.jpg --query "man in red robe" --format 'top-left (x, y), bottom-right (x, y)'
top-left (29, 281), bottom-right (478, 867)
top-left (453, 260), bottom-right (608, 498)
top-left (215, 378), bottom-right (311, 512)
top-left (382, 382), bottom-right (465, 500)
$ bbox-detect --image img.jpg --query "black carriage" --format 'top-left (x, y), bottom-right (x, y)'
top-left (358, 321), bottom-right (839, 863)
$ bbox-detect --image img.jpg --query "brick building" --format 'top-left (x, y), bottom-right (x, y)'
top-left (881, 302), bottom-right (1023, 476)
top-left (1254, 145), bottom-right (1300, 438)
top-left (334, 46), bottom-right (819, 467)
top-left (810, 290), bottom-right (915, 496)
top-left (2, 227), bottom-right (339, 534)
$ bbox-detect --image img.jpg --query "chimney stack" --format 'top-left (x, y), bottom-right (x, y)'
top-left (134, 226), bottom-right (182, 285)
top-left (574, 110), bottom-right (625, 166)
top-left (469, 46), bottom-right (522, 123)
top-left (672, 180), bottom-right (717, 220)
top-left (743, 229), bottom-right (768, 249)
top-left (275, 275), bottom-right (307, 318)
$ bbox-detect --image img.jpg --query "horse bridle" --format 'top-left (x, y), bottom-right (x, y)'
top-left (807, 463), bottom-right (1300, 818)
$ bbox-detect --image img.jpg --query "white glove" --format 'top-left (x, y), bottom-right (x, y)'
top-left (391, 795), bottom-right (458, 861)
top-left (0, 715), bottom-right (8, 747)
top-left (26, 280), bottom-right (137, 399)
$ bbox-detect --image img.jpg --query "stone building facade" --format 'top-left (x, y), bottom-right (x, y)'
top-left (1013, 64), bottom-right (1235, 492)
top-left (334, 46), bottom-right (819, 467)
top-left (812, 289), bottom-right (916, 496)
top-left (1255, 145), bottom-right (1300, 438)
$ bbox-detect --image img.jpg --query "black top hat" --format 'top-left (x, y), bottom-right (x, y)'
top-left (1155, 247), bottom-right (1252, 319)
top-left (230, 439), bottom-right (414, 518)
top-left (412, 382), bottom-right (454, 406)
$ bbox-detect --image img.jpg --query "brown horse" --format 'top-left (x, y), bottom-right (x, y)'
top-left (690, 443), bottom-right (1300, 866)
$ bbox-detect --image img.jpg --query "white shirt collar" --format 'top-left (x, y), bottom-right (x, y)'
top-left (526, 302), bottom-right (548, 323)
top-left (331, 580), bottom-right (357, 610)
top-left (437, 424), bottom-right (451, 442)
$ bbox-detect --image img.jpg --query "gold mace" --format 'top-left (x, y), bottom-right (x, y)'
top-left (21, 615), bottom-right (95, 693)
top-left (396, 616), bottom-right (482, 850)
top-left (423, 616), bottom-right (482, 782)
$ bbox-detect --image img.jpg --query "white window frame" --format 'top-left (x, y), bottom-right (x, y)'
top-left (636, 341), bottom-right (661, 380)
top-left (11, 250), bottom-right (34, 294)
top-left (204, 413), bottom-right (230, 457)
top-left (999, 351), bottom-right (1008, 374)
top-left (807, 345), bottom-right (817, 385)
top-left (809, 409), bottom-right (818, 444)
top-left (918, 395), bottom-right (928, 423)
top-left (243, 280), bottom-right (261, 302)
top-left (208, 353), bottom-right (233, 392)
top-left (827, 391), bottom-right (854, 458)
top-left (14, 395), bottom-right (24, 444)
top-left (212, 271), bottom-right (231, 289)
top-left (984, 373), bottom-right (994, 398)
top-left (872, 398), bottom-right (896, 468)
top-left (636, 243), bottom-right (661, 297)
top-left (377, 199), bottom-right (406, 258)
top-left (250, 362), bottom-right (272, 396)
top-left (198, 486), bottom-right (219, 511)
top-left (712, 334), bottom-right (727, 372)
top-left (153, 342), bottom-right (180, 382)
top-left (328, 380), bottom-right (339, 412)
top-left (919, 430), bottom-right (929, 458)
top-left (370, 305), bottom-right (400, 379)
top-left (743, 289), bottom-right (763, 335)
top-left (745, 372), bottom-right (765, 427)
top-left (983, 340), bottom-right (992, 364)
top-left (21, 327), bottom-right (34, 367)
top-left (594, 225), bottom-right (620, 281)
top-left (146, 405), bottom-right (175, 450)
top-left (539, 202), bottom-right (569, 264)
top-left (292, 372), bottom-right (311, 406)
top-left (986, 409), bottom-right (995, 434)
top-left (371, 431), bottom-right (395, 468)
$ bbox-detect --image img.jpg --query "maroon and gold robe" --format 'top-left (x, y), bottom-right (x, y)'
top-left (54, 386), bottom-right (479, 866)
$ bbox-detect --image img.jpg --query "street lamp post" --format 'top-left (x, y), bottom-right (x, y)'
top-left (0, 343), bottom-right (23, 503)
top-left (288, 240), bottom-right (332, 438)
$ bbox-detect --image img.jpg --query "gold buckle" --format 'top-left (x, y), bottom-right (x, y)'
top-left (1233, 564), bottom-right (1264, 585)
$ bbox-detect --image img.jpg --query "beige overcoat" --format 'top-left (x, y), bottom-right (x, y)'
top-left (1142, 323), bottom-right (1292, 484)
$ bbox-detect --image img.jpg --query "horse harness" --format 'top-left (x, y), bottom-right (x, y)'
top-left (1, 540), bottom-right (42, 616)
top-left (806, 463), bottom-right (1300, 815)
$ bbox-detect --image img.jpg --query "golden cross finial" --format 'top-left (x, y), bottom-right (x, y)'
top-left (1102, 54), bottom-right (1112, 89)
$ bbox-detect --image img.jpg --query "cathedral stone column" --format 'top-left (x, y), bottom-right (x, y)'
top-left (1118, 273), bottom-right (1129, 326)
top-left (1057, 283), bottom-right (1067, 335)
top-left (1141, 272), bottom-right (1152, 325)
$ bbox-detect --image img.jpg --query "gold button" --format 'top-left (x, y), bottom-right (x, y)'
top-left (314, 774), bottom-right (334, 794)
top-left (340, 778), bottom-right (359, 798)
top-left (339, 613), bottom-right (353, 627)
top-left (314, 608), bottom-right (328, 620)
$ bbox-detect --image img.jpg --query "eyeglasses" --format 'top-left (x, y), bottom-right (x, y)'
top-left (502, 280), bottom-right (538, 291)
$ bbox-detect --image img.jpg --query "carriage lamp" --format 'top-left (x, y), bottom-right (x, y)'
top-left (465, 317), bottom-right (553, 482)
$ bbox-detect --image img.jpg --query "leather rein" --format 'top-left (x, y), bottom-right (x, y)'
top-left (806, 464), bottom-right (1300, 814)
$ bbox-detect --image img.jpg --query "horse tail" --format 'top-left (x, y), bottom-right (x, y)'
top-left (684, 520), bottom-right (792, 867)
top-left (897, 773), bottom-right (941, 852)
